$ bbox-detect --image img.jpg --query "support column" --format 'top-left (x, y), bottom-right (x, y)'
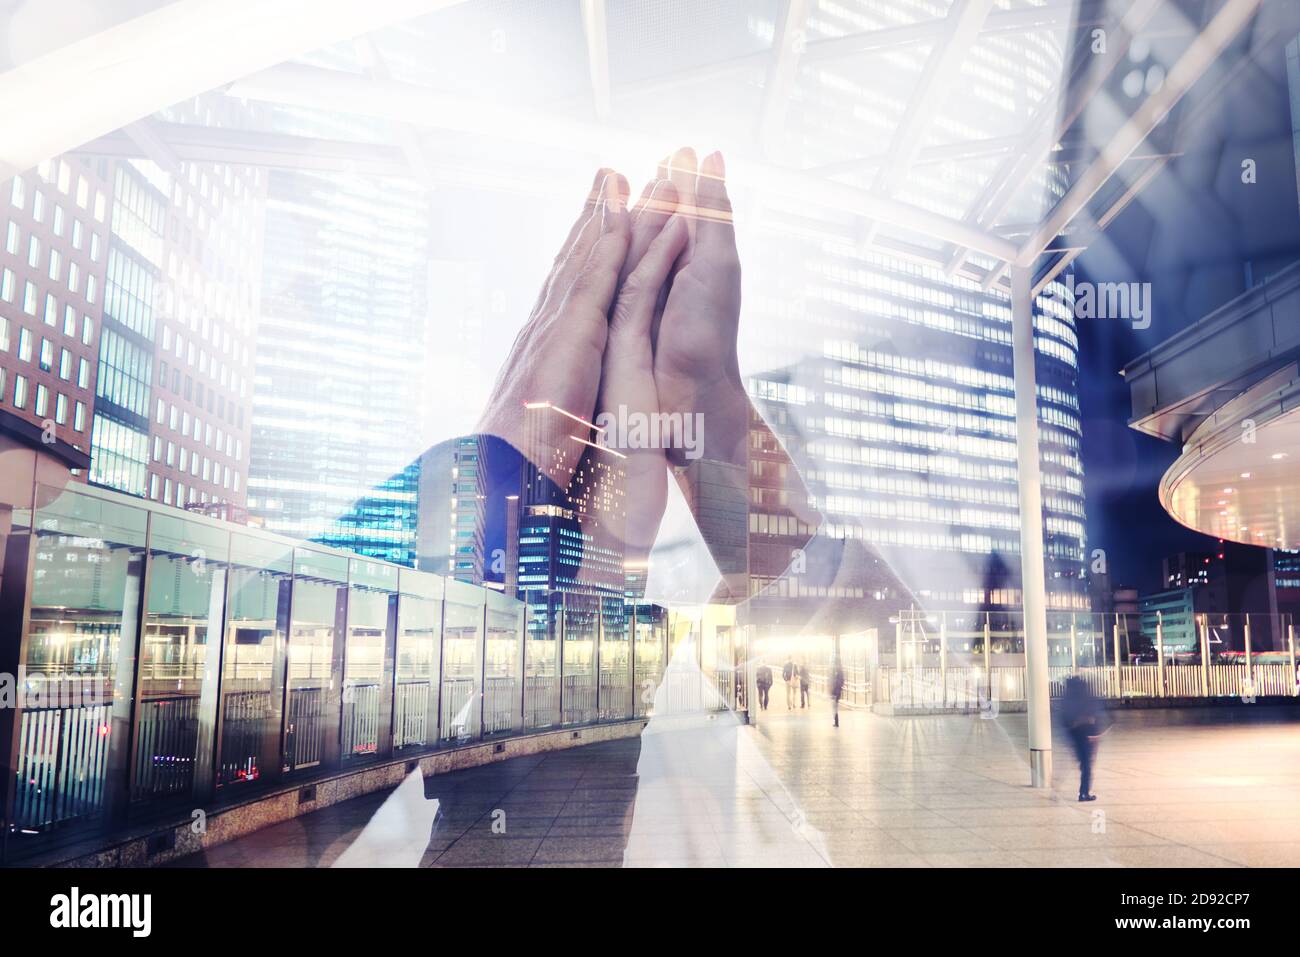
top-left (1010, 266), bottom-right (1052, 788)
top-left (939, 612), bottom-right (948, 708)
top-left (1199, 614), bottom-right (1210, 697)
top-left (1288, 621), bottom-right (1297, 697)
top-left (1069, 615), bottom-right (1078, 673)
top-left (1156, 610), bottom-right (1166, 698)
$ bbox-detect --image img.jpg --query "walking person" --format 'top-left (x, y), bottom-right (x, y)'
top-left (756, 662), bottom-right (773, 711)
top-left (830, 663), bottom-right (845, 727)
top-left (1061, 676), bottom-right (1105, 802)
top-left (799, 662), bottom-right (811, 709)
top-left (783, 657), bottom-right (797, 709)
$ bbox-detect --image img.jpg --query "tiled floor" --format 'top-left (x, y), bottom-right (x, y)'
top-left (169, 704), bottom-right (1300, 867)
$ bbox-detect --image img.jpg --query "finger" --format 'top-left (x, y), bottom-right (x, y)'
top-left (542, 171), bottom-right (621, 316)
top-left (695, 150), bottom-right (736, 251)
top-left (531, 168), bottom-right (610, 318)
top-left (612, 214), bottom-right (688, 337)
top-left (563, 174), bottom-right (631, 320)
top-left (656, 154), bottom-right (671, 179)
top-left (620, 179), bottom-right (679, 286)
top-left (666, 146), bottom-right (698, 248)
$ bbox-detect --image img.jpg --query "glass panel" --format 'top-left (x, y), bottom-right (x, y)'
top-left (285, 547), bottom-right (345, 771)
top-left (15, 486), bottom-right (146, 832)
top-left (482, 590), bottom-right (522, 736)
top-left (598, 594), bottom-right (631, 720)
top-left (561, 592), bottom-right (597, 725)
top-left (134, 513), bottom-right (229, 805)
top-left (218, 535), bottom-right (291, 789)
top-left (341, 558), bottom-right (396, 762)
top-left (440, 578), bottom-right (483, 743)
top-left (524, 593), bottom-right (560, 729)
top-left (394, 570), bottom-right (442, 751)
top-left (632, 603), bottom-right (665, 718)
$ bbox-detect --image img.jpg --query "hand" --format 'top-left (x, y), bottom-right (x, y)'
top-left (595, 178), bottom-right (688, 562)
top-left (653, 147), bottom-right (749, 467)
top-left (476, 169), bottom-right (630, 481)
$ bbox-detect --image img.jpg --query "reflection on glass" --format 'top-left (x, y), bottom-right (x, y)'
top-left (598, 595), bottom-right (630, 720)
top-left (483, 591), bottom-right (522, 736)
top-left (524, 593), bottom-right (560, 729)
top-left (135, 513), bottom-right (229, 804)
top-left (562, 593), bottom-right (596, 725)
top-left (394, 571), bottom-right (441, 750)
top-left (285, 548), bottom-right (345, 771)
top-left (218, 536), bottom-right (291, 789)
top-left (440, 579), bottom-right (483, 743)
top-left (342, 559), bottom-right (396, 761)
top-left (633, 604), bottom-right (666, 718)
top-left (16, 487), bottom-right (146, 831)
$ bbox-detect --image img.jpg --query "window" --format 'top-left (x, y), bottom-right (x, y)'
top-left (90, 233), bottom-right (102, 261)
top-left (35, 384), bottom-right (48, 418)
top-left (43, 293), bottom-right (57, 326)
top-left (0, 267), bottom-right (13, 303)
top-left (27, 235), bottom-right (39, 268)
top-left (10, 177), bottom-right (24, 210)
top-left (58, 348), bottom-right (71, 380)
top-left (18, 327), bottom-right (32, 361)
top-left (74, 400), bottom-right (85, 432)
top-left (32, 190), bottom-right (45, 223)
top-left (85, 274), bottom-right (97, 305)
top-left (48, 249), bottom-right (61, 282)
top-left (77, 357), bottom-right (89, 388)
top-left (14, 375), bottom-right (28, 408)
top-left (81, 315), bottom-right (93, 345)
top-left (71, 219), bottom-right (83, 249)
top-left (67, 262), bottom-right (80, 294)
top-left (39, 337), bottom-right (53, 371)
top-left (22, 281), bottom-right (36, 316)
top-left (55, 392), bottom-right (68, 425)
top-left (4, 221), bottom-right (17, 254)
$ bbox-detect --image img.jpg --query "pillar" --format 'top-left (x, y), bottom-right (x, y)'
top-left (1010, 265), bottom-right (1051, 788)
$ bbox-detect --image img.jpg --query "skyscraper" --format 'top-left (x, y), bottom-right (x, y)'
top-left (246, 104), bottom-right (431, 564)
top-left (2, 97), bottom-right (264, 517)
top-left (735, 3), bottom-right (1088, 638)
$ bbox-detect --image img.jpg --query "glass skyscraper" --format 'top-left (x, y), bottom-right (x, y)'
top-left (734, 1), bottom-right (1088, 635)
top-left (247, 99), bottom-right (431, 565)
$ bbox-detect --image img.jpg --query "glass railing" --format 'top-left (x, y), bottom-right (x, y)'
top-left (0, 479), bottom-right (725, 862)
top-left (869, 610), bottom-right (1298, 708)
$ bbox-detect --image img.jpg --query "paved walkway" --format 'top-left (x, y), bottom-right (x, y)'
top-left (170, 704), bottom-right (1300, 867)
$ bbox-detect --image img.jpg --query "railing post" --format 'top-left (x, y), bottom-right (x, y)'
top-left (1199, 614), bottom-right (1210, 697)
top-left (1112, 616), bottom-right (1122, 699)
top-left (1156, 610), bottom-right (1166, 698)
top-left (1244, 614), bottom-right (1253, 696)
top-left (983, 613), bottom-right (992, 703)
top-left (1069, 615), bottom-right (1077, 673)
top-left (939, 612), bottom-right (947, 708)
top-left (1289, 620), bottom-right (1297, 698)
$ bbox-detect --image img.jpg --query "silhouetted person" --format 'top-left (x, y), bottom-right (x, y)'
top-left (783, 658), bottom-right (797, 709)
top-left (1061, 676), bottom-right (1103, 801)
top-left (799, 662), bottom-right (811, 708)
top-left (830, 665), bottom-right (845, 728)
top-left (756, 663), bottom-right (773, 710)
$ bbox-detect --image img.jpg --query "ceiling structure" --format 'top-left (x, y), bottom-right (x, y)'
top-left (0, 0), bottom-right (1279, 296)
